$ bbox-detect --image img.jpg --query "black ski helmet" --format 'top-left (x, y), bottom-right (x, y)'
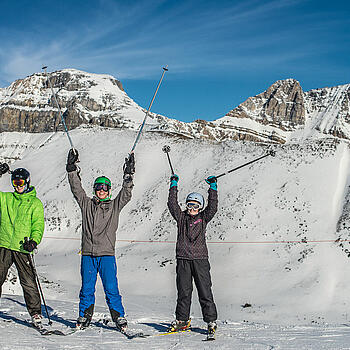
top-left (11, 168), bottom-right (30, 187)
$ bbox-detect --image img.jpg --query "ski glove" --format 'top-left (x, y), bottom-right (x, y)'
top-left (0, 162), bottom-right (10, 176)
top-left (205, 176), bottom-right (217, 191)
top-left (123, 153), bottom-right (135, 175)
top-left (170, 174), bottom-right (179, 188)
top-left (22, 239), bottom-right (37, 253)
top-left (66, 149), bottom-right (79, 172)
top-left (123, 173), bottom-right (133, 183)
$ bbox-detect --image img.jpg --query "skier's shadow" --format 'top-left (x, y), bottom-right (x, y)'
top-left (3, 297), bottom-right (75, 328)
top-left (141, 322), bottom-right (169, 332)
top-left (141, 322), bottom-right (206, 335)
top-left (189, 327), bottom-right (207, 335)
top-left (0, 310), bottom-right (29, 328)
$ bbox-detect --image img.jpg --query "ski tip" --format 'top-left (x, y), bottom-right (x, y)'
top-left (163, 65), bottom-right (169, 71)
top-left (42, 66), bottom-right (48, 70)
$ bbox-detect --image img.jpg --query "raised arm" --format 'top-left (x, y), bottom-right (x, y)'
top-left (202, 176), bottom-right (218, 223)
top-left (0, 163), bottom-right (10, 198)
top-left (66, 149), bottom-right (88, 207)
top-left (167, 174), bottom-right (182, 221)
top-left (113, 153), bottom-right (135, 211)
top-left (113, 175), bottom-right (134, 211)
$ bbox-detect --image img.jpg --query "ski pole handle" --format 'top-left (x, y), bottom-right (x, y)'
top-left (162, 145), bottom-right (175, 175)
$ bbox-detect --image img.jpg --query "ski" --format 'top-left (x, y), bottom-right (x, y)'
top-left (97, 318), bottom-right (149, 339)
top-left (32, 323), bottom-right (68, 336)
top-left (152, 328), bottom-right (191, 337)
top-left (30, 318), bottom-right (148, 338)
top-left (117, 328), bottom-right (149, 339)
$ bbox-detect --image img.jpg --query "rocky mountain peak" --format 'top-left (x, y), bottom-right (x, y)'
top-left (0, 69), bottom-right (145, 133)
top-left (45, 69), bottom-right (124, 92)
top-left (225, 78), bottom-right (305, 132)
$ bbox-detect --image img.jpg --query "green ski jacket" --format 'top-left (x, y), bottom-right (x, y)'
top-left (0, 187), bottom-right (45, 253)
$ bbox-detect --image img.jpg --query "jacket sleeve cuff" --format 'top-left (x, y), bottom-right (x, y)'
top-left (170, 181), bottom-right (178, 188)
top-left (123, 174), bottom-right (134, 187)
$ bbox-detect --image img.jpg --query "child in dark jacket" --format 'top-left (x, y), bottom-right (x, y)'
top-left (167, 174), bottom-right (218, 336)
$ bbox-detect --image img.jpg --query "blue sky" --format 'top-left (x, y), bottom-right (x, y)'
top-left (0, 0), bottom-right (349, 122)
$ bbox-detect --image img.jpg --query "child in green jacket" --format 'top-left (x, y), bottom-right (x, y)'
top-left (0, 164), bottom-right (45, 327)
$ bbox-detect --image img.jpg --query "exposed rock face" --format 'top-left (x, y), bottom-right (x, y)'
top-left (227, 79), bottom-right (305, 131)
top-left (1, 69), bottom-right (350, 144)
top-left (0, 69), bottom-right (142, 133)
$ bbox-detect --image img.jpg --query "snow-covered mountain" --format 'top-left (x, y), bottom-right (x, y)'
top-left (1, 69), bottom-right (350, 144)
top-left (221, 79), bottom-right (350, 143)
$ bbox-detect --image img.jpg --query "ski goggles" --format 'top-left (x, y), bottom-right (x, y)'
top-left (94, 183), bottom-right (110, 192)
top-left (12, 179), bottom-right (26, 187)
top-left (186, 202), bottom-right (200, 210)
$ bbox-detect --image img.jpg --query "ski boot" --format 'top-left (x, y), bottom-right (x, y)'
top-left (168, 319), bottom-right (191, 332)
top-left (31, 314), bottom-right (43, 329)
top-left (207, 321), bottom-right (217, 340)
top-left (115, 316), bottom-right (128, 332)
top-left (76, 304), bottom-right (94, 329)
top-left (76, 315), bottom-right (92, 330)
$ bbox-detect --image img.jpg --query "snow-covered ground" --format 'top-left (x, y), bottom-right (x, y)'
top-left (2, 294), bottom-right (350, 349)
top-left (1, 126), bottom-right (350, 349)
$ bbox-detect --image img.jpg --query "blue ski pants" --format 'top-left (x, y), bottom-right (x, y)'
top-left (79, 255), bottom-right (125, 318)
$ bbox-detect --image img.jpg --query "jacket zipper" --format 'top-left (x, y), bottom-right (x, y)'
top-left (11, 195), bottom-right (23, 249)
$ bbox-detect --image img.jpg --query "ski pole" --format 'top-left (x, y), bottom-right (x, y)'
top-left (130, 66), bottom-right (168, 153)
top-left (162, 145), bottom-right (175, 175)
top-left (42, 66), bottom-right (75, 151)
top-left (215, 149), bottom-right (276, 179)
top-left (24, 237), bottom-right (52, 325)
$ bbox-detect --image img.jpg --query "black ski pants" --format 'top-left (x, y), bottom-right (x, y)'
top-left (0, 247), bottom-right (41, 316)
top-left (175, 258), bottom-right (217, 323)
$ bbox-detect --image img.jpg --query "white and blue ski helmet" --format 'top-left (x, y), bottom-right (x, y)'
top-left (186, 192), bottom-right (204, 209)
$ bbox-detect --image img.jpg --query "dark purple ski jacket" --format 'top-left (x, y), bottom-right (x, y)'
top-left (167, 186), bottom-right (218, 260)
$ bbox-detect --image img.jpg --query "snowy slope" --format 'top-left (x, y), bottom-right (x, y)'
top-left (304, 84), bottom-right (350, 139)
top-left (1, 127), bottom-right (350, 348)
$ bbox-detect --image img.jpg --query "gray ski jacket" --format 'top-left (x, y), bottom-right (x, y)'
top-left (167, 186), bottom-right (218, 260)
top-left (68, 170), bottom-right (133, 256)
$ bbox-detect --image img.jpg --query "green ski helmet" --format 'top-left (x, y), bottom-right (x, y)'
top-left (93, 176), bottom-right (112, 201)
